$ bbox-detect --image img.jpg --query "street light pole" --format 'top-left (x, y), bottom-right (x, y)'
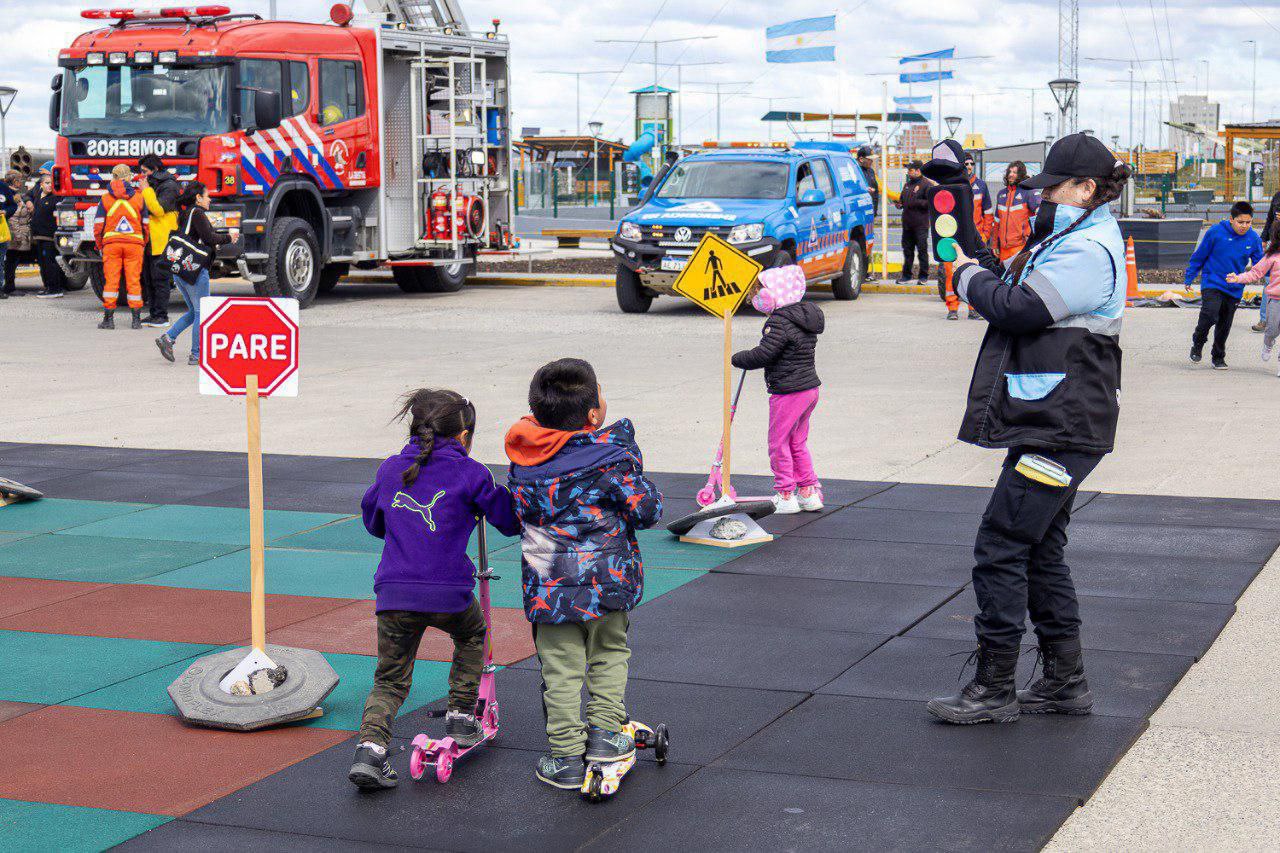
top-left (654, 60), bottom-right (722, 149)
top-left (537, 70), bottom-right (620, 137)
top-left (686, 80), bottom-right (753, 140)
top-left (1245, 40), bottom-right (1257, 121)
top-left (588, 120), bottom-right (603, 206)
top-left (596, 36), bottom-right (716, 159)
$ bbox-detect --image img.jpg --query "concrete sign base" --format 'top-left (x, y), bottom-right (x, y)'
top-left (169, 645), bottom-right (339, 732)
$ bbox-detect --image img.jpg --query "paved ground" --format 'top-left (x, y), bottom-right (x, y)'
top-left (3, 279), bottom-right (1280, 848)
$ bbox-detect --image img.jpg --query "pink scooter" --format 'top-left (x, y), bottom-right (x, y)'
top-left (409, 524), bottom-right (500, 783)
top-left (696, 370), bottom-right (774, 507)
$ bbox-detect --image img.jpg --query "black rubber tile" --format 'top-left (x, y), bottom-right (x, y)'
top-left (118, 821), bottom-right (406, 852)
top-left (856, 482), bottom-right (1102, 516)
top-left (631, 572), bottom-right (958, 635)
top-left (1065, 520), bottom-right (1280, 562)
top-left (392, 667), bottom-right (806, 766)
top-left (714, 535), bottom-right (972, 589)
top-left (193, 480), bottom-right (365, 515)
top-left (795, 506), bottom-right (981, 546)
top-left (647, 473), bottom-right (891, 507)
top-left (0, 443), bottom-right (166, 471)
top-left (584, 767), bottom-right (1080, 853)
top-left (1066, 549), bottom-right (1265, 605)
top-left (0, 464), bottom-right (83, 487)
top-left (1078, 492), bottom-right (1280, 531)
top-left (512, 616), bottom-right (888, 693)
top-left (118, 450), bottom-right (341, 481)
top-left (288, 456), bottom-right (383, 484)
top-left (818, 636), bottom-right (1194, 720)
top-left (906, 590), bottom-right (1236, 658)
top-left (716, 694), bottom-right (1146, 802)
top-left (30, 470), bottom-right (243, 505)
top-left (185, 736), bottom-right (697, 852)
top-left (662, 496), bottom-right (838, 537)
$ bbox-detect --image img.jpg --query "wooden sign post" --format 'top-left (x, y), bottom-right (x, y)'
top-left (245, 373), bottom-right (266, 653)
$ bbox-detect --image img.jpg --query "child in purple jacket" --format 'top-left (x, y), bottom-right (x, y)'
top-left (348, 389), bottom-right (520, 791)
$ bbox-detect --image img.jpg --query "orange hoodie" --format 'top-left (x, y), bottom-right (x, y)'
top-left (504, 416), bottom-right (584, 467)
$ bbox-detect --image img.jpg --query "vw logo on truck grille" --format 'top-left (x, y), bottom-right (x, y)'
top-left (674, 227), bottom-right (692, 243)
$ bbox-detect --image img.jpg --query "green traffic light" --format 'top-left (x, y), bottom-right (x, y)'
top-left (936, 237), bottom-right (958, 262)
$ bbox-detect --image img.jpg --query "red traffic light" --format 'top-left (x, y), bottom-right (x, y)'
top-left (932, 190), bottom-right (955, 214)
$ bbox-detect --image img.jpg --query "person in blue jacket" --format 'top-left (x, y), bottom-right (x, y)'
top-left (925, 134), bottom-right (1130, 725)
top-left (1185, 201), bottom-right (1264, 369)
top-left (0, 176), bottom-right (16, 300)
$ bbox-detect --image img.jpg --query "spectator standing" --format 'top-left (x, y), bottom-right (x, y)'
top-left (2, 172), bottom-right (33, 296)
top-left (28, 174), bottom-right (65, 299)
top-left (0, 172), bottom-right (15, 301)
top-left (138, 154), bottom-right (179, 327)
top-left (1186, 201), bottom-right (1263, 370)
top-left (991, 161), bottom-right (1041, 261)
top-left (857, 145), bottom-right (880, 212)
top-left (895, 160), bottom-right (931, 285)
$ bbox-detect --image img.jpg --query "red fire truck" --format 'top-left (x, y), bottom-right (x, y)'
top-left (49, 1), bottom-right (514, 306)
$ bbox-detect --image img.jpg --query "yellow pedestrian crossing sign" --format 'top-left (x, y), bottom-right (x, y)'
top-left (672, 233), bottom-right (763, 319)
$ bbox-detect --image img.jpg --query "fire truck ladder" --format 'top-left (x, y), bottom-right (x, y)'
top-left (408, 54), bottom-right (491, 255)
top-left (364, 0), bottom-right (469, 32)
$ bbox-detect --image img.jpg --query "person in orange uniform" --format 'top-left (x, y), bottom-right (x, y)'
top-left (93, 164), bottom-right (148, 330)
top-left (991, 161), bottom-right (1041, 262)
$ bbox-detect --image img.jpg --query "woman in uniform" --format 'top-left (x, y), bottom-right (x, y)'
top-left (928, 133), bottom-right (1131, 724)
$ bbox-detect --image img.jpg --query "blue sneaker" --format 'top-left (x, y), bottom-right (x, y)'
top-left (536, 754), bottom-right (585, 789)
top-left (585, 725), bottom-right (635, 762)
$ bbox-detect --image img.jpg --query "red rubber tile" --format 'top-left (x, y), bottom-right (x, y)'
top-left (0, 577), bottom-right (108, 619)
top-left (0, 701), bottom-right (42, 723)
top-left (0, 705), bottom-right (350, 815)
top-left (0, 584), bottom-right (354, 645)
top-left (264, 600), bottom-right (536, 666)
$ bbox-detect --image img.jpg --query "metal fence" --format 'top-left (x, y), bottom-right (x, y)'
top-left (515, 162), bottom-right (618, 217)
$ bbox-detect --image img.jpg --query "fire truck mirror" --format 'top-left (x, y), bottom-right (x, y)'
top-left (51, 73), bottom-right (63, 92)
top-left (48, 92), bottom-right (61, 134)
top-left (252, 89), bottom-right (282, 133)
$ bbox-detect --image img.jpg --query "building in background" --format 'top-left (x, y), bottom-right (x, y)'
top-left (898, 123), bottom-right (933, 153)
top-left (1169, 94), bottom-right (1221, 159)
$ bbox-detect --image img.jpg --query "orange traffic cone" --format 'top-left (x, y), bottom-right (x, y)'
top-left (1124, 236), bottom-right (1140, 305)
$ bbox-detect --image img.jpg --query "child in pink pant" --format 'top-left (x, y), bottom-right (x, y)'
top-left (732, 265), bottom-right (825, 514)
top-left (1227, 228), bottom-right (1280, 375)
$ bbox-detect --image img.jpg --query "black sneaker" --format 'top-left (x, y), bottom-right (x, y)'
top-left (535, 754), bottom-right (586, 789)
top-left (585, 725), bottom-right (635, 762)
top-left (896, 277), bottom-right (914, 285)
top-left (1212, 358), bottom-right (1229, 370)
top-left (141, 315), bottom-right (169, 328)
top-left (187, 353), bottom-right (200, 366)
top-left (946, 309), bottom-right (959, 321)
top-left (1189, 344), bottom-right (1202, 363)
top-left (445, 710), bottom-right (483, 747)
top-left (348, 743), bottom-right (397, 790)
top-left (35, 289), bottom-right (64, 299)
top-left (155, 335), bottom-right (175, 363)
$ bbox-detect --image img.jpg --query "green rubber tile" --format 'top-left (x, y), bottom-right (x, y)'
top-left (0, 630), bottom-right (214, 705)
top-left (0, 798), bottom-right (170, 853)
top-left (0, 498), bottom-right (152, 534)
top-left (0, 535), bottom-right (241, 584)
top-left (56, 504), bottom-right (343, 547)
top-left (274, 516), bottom-right (521, 559)
top-left (482, 561), bottom-right (704, 610)
top-left (0, 533), bottom-right (32, 546)
top-left (71, 649), bottom-right (449, 733)
top-left (139, 548), bottom-right (377, 600)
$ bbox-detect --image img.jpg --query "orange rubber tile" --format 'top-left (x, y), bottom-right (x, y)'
top-left (0, 577), bottom-right (108, 619)
top-left (0, 584), bottom-right (355, 645)
top-left (0, 701), bottom-right (42, 723)
top-left (263, 600), bottom-right (537, 666)
top-left (0, 706), bottom-right (350, 816)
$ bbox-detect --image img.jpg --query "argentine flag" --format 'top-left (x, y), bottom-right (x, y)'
top-left (766, 15), bottom-right (836, 64)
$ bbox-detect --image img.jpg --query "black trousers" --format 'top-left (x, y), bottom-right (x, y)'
top-left (1191, 288), bottom-right (1239, 361)
top-left (147, 253), bottom-right (173, 320)
top-left (972, 447), bottom-right (1103, 650)
top-left (900, 225), bottom-right (930, 279)
top-left (34, 240), bottom-right (65, 293)
top-left (3, 248), bottom-right (30, 292)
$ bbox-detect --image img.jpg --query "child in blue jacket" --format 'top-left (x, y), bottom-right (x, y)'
top-left (1187, 201), bottom-right (1264, 369)
top-left (349, 388), bottom-right (520, 791)
top-left (504, 358), bottom-right (663, 789)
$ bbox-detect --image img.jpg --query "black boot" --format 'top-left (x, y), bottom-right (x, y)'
top-left (1017, 637), bottom-right (1093, 715)
top-left (131, 309), bottom-right (143, 329)
top-left (97, 309), bottom-right (115, 330)
top-left (927, 644), bottom-right (1021, 724)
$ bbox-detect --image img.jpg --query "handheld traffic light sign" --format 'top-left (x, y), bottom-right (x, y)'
top-left (922, 140), bottom-right (980, 264)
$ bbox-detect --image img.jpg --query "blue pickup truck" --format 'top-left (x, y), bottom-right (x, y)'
top-left (610, 142), bottom-right (876, 312)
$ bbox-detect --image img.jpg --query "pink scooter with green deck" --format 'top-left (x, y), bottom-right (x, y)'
top-left (408, 524), bottom-right (500, 784)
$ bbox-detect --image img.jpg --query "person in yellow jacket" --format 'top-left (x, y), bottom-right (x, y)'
top-left (92, 164), bottom-right (148, 329)
top-left (138, 154), bottom-right (179, 327)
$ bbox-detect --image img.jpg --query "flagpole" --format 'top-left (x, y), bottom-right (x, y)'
top-left (936, 58), bottom-right (943, 143)
top-left (880, 79), bottom-right (889, 280)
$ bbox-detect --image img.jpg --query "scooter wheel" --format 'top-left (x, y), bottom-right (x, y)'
top-left (654, 724), bottom-right (669, 766)
top-left (435, 749), bottom-right (454, 783)
top-left (587, 770), bottom-right (604, 803)
top-left (409, 746), bottom-right (427, 781)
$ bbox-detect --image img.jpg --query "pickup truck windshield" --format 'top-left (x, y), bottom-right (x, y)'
top-left (61, 64), bottom-right (232, 137)
top-left (655, 161), bottom-right (790, 200)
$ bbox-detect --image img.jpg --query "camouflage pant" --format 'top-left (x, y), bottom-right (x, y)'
top-left (357, 600), bottom-right (486, 748)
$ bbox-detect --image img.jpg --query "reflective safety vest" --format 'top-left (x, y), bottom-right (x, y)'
top-left (94, 182), bottom-right (147, 247)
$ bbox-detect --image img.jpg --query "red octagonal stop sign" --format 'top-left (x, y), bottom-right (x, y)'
top-left (199, 297), bottom-right (299, 397)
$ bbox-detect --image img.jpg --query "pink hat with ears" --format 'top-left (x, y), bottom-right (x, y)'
top-left (751, 264), bottom-right (807, 313)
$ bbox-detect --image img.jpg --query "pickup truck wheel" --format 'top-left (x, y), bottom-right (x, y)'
top-left (262, 216), bottom-right (321, 308)
top-left (770, 249), bottom-right (794, 268)
top-left (318, 263), bottom-right (349, 295)
top-left (831, 240), bottom-right (864, 300)
top-left (616, 264), bottom-right (652, 313)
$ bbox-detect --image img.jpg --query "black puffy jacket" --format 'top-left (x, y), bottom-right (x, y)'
top-left (732, 302), bottom-right (824, 395)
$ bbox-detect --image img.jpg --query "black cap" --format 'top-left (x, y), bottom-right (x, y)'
top-left (856, 145), bottom-right (873, 158)
top-left (907, 159), bottom-right (924, 170)
top-left (963, 150), bottom-right (976, 163)
top-left (1022, 133), bottom-right (1121, 189)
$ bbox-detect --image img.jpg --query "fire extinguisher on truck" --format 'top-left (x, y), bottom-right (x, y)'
top-left (50, 1), bottom-right (517, 308)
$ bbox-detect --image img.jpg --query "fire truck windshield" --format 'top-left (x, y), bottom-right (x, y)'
top-left (655, 161), bottom-right (791, 200)
top-left (60, 63), bottom-right (231, 137)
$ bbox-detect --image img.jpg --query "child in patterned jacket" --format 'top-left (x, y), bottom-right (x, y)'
top-left (504, 358), bottom-right (663, 789)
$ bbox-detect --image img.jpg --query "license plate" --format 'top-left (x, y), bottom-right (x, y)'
top-left (660, 256), bottom-right (688, 272)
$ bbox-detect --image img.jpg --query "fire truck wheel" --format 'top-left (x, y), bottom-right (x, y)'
top-left (62, 263), bottom-right (90, 292)
top-left (615, 264), bottom-right (652, 314)
top-left (318, 263), bottom-right (349, 295)
top-left (262, 217), bottom-right (321, 308)
top-left (88, 263), bottom-right (106, 301)
top-left (831, 237), bottom-right (864, 301)
top-left (421, 260), bottom-right (468, 293)
top-left (392, 266), bottom-right (429, 293)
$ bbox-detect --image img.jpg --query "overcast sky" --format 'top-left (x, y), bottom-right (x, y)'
top-left (1, 0), bottom-right (1274, 154)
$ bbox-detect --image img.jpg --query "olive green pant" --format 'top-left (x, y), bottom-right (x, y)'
top-left (533, 611), bottom-right (631, 758)
top-left (357, 600), bottom-right (486, 749)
